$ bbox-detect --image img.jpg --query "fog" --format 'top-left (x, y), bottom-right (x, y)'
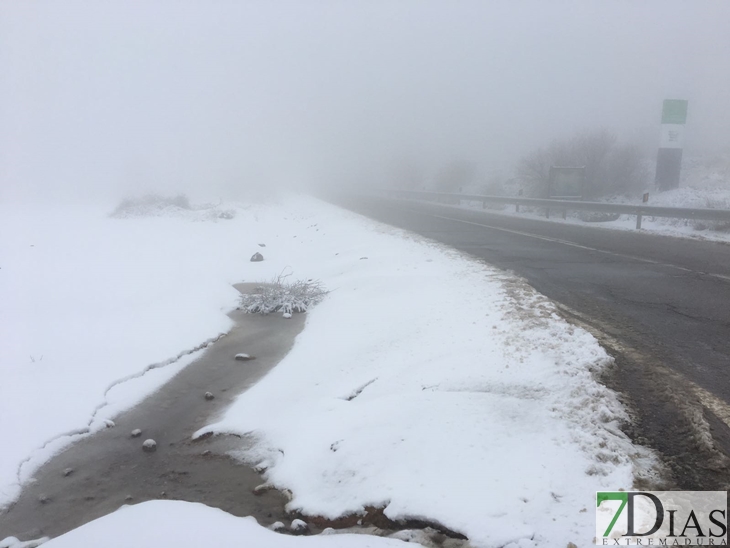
top-left (1, 1), bottom-right (729, 204)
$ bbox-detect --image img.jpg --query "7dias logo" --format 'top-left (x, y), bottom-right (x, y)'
top-left (596, 491), bottom-right (727, 545)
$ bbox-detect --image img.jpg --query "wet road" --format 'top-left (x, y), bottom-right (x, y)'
top-left (331, 193), bottom-right (730, 491)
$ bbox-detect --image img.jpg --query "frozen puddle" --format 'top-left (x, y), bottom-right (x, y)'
top-left (0, 285), bottom-right (305, 541)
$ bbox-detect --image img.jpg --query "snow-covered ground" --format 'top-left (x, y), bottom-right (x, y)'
top-left (2, 500), bottom-right (420, 548)
top-left (1, 194), bottom-right (650, 547)
top-left (0, 199), bottom-right (253, 506)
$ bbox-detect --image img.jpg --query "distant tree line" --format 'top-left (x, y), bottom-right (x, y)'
top-left (387, 128), bottom-right (649, 199)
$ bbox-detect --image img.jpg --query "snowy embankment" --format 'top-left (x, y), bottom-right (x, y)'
top-left (467, 184), bottom-right (730, 242)
top-left (1, 194), bottom-right (648, 547)
top-left (461, 151), bottom-right (730, 242)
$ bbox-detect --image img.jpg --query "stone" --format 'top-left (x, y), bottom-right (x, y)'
top-left (250, 252), bottom-right (264, 262)
top-left (204, 391), bottom-right (215, 400)
top-left (253, 483), bottom-right (273, 495)
top-left (62, 467), bottom-right (74, 477)
top-left (290, 519), bottom-right (309, 534)
top-left (131, 428), bottom-right (142, 438)
top-left (142, 439), bottom-right (157, 452)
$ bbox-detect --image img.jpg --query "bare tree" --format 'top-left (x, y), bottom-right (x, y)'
top-left (604, 143), bottom-right (649, 195)
top-left (570, 129), bottom-right (617, 197)
top-left (516, 148), bottom-right (551, 196)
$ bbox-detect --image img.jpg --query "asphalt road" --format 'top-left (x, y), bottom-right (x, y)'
top-left (330, 193), bottom-right (730, 491)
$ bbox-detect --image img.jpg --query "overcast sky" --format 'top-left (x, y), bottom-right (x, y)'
top-left (1, 1), bottom-right (729, 202)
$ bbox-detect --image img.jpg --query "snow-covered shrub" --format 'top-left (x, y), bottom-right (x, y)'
top-left (239, 275), bottom-right (327, 315)
top-left (111, 194), bottom-right (191, 218)
top-left (110, 195), bottom-right (238, 221)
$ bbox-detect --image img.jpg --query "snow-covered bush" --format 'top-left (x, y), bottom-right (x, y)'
top-left (111, 194), bottom-right (237, 221)
top-left (239, 274), bottom-right (327, 315)
top-left (111, 194), bottom-right (191, 218)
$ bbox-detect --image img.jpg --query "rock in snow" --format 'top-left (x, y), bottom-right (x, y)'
top-left (282, 312), bottom-right (292, 319)
top-left (269, 521), bottom-right (286, 532)
top-left (234, 353), bottom-right (254, 361)
top-left (252, 483), bottom-right (273, 495)
top-left (250, 252), bottom-right (264, 262)
top-left (290, 519), bottom-right (309, 534)
top-left (130, 428), bottom-right (142, 438)
top-left (142, 439), bottom-right (157, 453)
top-left (204, 391), bottom-right (215, 400)
top-left (62, 467), bottom-right (74, 477)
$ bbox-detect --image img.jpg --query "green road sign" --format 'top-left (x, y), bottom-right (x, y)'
top-left (661, 99), bottom-right (688, 124)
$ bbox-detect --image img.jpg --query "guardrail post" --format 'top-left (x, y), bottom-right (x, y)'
top-left (636, 193), bottom-right (650, 229)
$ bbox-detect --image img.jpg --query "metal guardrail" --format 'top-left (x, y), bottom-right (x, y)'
top-left (381, 189), bottom-right (730, 229)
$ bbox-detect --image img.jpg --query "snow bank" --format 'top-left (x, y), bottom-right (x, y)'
top-left (197, 198), bottom-right (645, 547)
top-left (463, 150), bottom-right (730, 241)
top-left (35, 500), bottom-right (418, 548)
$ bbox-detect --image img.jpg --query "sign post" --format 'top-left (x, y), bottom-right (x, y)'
top-left (655, 99), bottom-right (688, 191)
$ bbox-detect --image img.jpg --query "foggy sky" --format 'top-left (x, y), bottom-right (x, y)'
top-left (1, 1), bottom-right (729, 203)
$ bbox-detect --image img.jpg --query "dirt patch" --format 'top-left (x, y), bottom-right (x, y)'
top-left (301, 506), bottom-right (468, 541)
